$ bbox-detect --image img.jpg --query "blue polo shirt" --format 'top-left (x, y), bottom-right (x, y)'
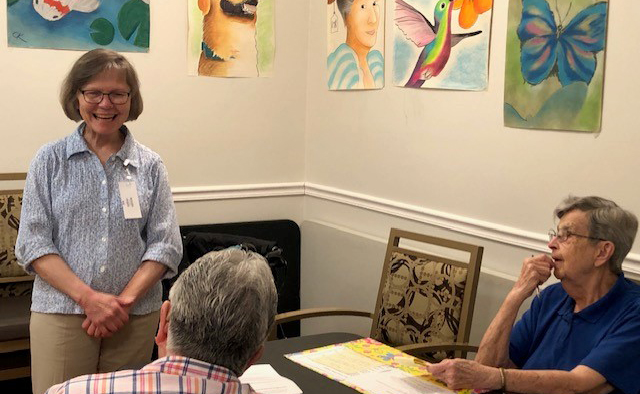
top-left (509, 275), bottom-right (640, 394)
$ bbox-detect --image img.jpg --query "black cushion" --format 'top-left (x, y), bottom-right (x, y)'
top-left (0, 294), bottom-right (30, 341)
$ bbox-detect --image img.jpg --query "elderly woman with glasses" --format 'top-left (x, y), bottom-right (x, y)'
top-left (16, 49), bottom-right (182, 394)
top-left (426, 196), bottom-right (640, 394)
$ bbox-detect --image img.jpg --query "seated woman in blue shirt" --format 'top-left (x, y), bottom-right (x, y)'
top-left (427, 196), bottom-right (640, 394)
top-left (16, 49), bottom-right (182, 394)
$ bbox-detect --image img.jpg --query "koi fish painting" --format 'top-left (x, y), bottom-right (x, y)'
top-left (7, 0), bottom-right (150, 51)
top-left (32, 0), bottom-right (101, 21)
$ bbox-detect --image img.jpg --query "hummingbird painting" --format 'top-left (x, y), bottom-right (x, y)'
top-left (396, 0), bottom-right (482, 88)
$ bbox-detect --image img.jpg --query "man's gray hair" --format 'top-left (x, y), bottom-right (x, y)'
top-left (336, 0), bottom-right (354, 23)
top-left (555, 196), bottom-right (638, 274)
top-left (167, 248), bottom-right (277, 375)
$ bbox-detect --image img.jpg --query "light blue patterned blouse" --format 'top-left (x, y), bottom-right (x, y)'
top-left (16, 124), bottom-right (182, 315)
top-left (327, 43), bottom-right (384, 90)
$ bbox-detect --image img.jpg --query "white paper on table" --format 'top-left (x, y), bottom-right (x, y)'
top-left (286, 346), bottom-right (384, 381)
top-left (239, 364), bottom-right (302, 394)
top-left (346, 368), bottom-right (455, 394)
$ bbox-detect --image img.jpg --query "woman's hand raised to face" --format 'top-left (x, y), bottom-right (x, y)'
top-left (511, 254), bottom-right (555, 300)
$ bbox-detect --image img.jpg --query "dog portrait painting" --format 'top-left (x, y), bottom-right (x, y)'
top-left (188, 0), bottom-right (274, 78)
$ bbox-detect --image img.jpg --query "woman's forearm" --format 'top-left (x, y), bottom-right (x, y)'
top-left (33, 254), bottom-right (130, 336)
top-left (504, 366), bottom-right (611, 394)
top-left (31, 254), bottom-right (94, 305)
top-left (476, 291), bottom-right (526, 367)
top-left (119, 260), bottom-right (168, 304)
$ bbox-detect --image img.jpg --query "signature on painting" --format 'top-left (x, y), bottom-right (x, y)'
top-left (12, 32), bottom-right (27, 43)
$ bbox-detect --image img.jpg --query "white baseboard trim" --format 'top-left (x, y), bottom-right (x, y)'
top-left (170, 182), bottom-right (640, 279)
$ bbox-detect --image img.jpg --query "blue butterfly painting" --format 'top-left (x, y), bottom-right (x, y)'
top-left (518, 0), bottom-right (607, 86)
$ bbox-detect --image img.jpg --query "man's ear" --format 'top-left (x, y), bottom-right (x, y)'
top-left (594, 241), bottom-right (615, 268)
top-left (243, 344), bottom-right (265, 372)
top-left (155, 300), bottom-right (171, 358)
top-left (198, 0), bottom-right (212, 15)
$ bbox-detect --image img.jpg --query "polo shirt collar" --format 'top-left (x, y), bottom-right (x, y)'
top-left (65, 123), bottom-right (139, 167)
top-left (558, 274), bottom-right (626, 323)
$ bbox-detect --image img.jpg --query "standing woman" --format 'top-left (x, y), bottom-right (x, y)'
top-left (16, 49), bottom-right (182, 394)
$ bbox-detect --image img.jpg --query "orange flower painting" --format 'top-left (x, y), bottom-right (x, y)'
top-left (453, 0), bottom-right (492, 29)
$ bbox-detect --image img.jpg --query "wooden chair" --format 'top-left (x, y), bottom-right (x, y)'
top-left (0, 173), bottom-right (32, 381)
top-left (271, 228), bottom-right (483, 360)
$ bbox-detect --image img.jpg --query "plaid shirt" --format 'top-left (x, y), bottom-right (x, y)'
top-left (45, 356), bottom-right (255, 394)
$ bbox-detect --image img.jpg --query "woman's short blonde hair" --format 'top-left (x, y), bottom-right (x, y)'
top-left (60, 49), bottom-right (143, 121)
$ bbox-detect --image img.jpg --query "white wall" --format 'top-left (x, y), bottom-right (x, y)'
top-left (0, 1), bottom-right (308, 188)
top-left (300, 0), bottom-right (640, 338)
top-left (1, 1), bottom-right (309, 227)
top-left (305, 2), bottom-right (640, 234)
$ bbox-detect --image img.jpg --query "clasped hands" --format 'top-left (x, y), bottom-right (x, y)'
top-left (79, 290), bottom-right (134, 338)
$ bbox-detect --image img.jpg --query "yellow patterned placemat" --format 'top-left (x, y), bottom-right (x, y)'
top-left (286, 337), bottom-right (474, 394)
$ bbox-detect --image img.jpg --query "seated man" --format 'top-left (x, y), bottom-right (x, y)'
top-left (427, 196), bottom-right (640, 394)
top-left (46, 248), bottom-right (277, 394)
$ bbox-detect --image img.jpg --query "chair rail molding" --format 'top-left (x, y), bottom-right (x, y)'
top-left (169, 182), bottom-right (640, 279)
top-left (171, 182), bottom-right (305, 202)
top-left (303, 183), bottom-right (640, 279)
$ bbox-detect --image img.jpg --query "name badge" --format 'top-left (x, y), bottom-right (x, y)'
top-left (118, 181), bottom-right (142, 219)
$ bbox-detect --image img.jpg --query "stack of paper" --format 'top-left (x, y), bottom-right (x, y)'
top-left (240, 364), bottom-right (303, 394)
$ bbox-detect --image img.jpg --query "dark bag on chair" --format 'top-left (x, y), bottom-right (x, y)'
top-left (177, 232), bottom-right (287, 293)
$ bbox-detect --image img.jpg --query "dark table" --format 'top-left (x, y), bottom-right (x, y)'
top-left (260, 332), bottom-right (362, 394)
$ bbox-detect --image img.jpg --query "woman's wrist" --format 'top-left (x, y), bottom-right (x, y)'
top-left (76, 285), bottom-right (97, 309)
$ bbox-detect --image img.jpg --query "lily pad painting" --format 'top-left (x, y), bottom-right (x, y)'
top-left (7, 0), bottom-right (150, 52)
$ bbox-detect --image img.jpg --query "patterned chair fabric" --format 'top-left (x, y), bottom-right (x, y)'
top-left (0, 190), bottom-right (31, 298)
top-left (371, 250), bottom-right (467, 360)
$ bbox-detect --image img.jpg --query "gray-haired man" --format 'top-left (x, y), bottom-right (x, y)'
top-left (46, 248), bottom-right (277, 394)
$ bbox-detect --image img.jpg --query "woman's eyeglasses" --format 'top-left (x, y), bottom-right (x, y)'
top-left (80, 90), bottom-right (130, 105)
top-left (548, 229), bottom-right (607, 243)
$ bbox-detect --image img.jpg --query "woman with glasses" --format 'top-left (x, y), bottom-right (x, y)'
top-left (425, 196), bottom-right (640, 394)
top-left (16, 49), bottom-right (182, 394)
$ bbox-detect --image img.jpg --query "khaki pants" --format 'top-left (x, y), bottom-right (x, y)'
top-left (30, 311), bottom-right (160, 394)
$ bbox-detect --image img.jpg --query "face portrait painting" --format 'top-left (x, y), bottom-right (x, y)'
top-left (327, 0), bottom-right (385, 90)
